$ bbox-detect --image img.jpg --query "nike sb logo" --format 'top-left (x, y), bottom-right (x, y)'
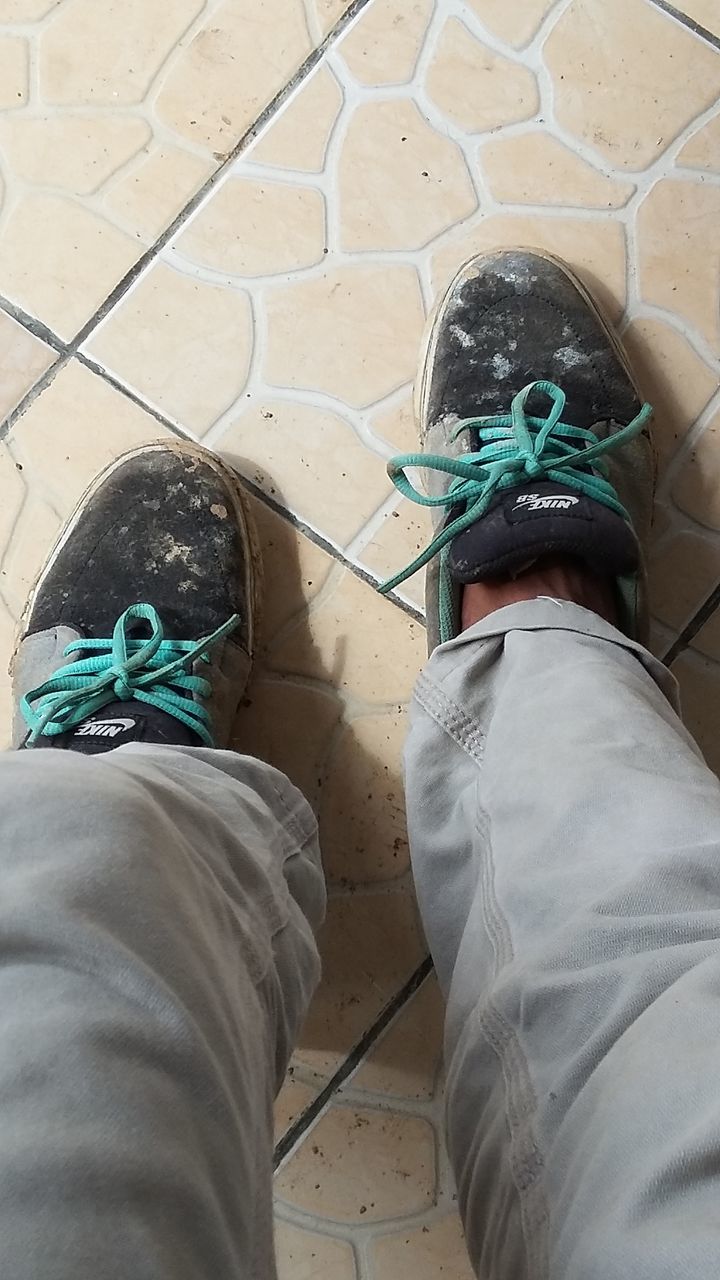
top-left (512, 494), bottom-right (580, 512)
top-left (74, 717), bottom-right (137, 739)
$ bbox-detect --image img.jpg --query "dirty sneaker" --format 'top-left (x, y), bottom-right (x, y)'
top-left (379, 249), bottom-right (654, 651)
top-left (13, 440), bottom-right (259, 752)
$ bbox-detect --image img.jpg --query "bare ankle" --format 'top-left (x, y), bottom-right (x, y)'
top-left (461, 556), bottom-right (618, 630)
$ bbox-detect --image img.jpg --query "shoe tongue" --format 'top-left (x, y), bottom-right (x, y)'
top-left (29, 701), bottom-right (199, 753)
top-left (448, 480), bottom-right (639, 583)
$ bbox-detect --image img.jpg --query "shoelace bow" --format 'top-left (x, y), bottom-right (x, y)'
top-left (378, 380), bottom-right (651, 640)
top-left (22, 602), bottom-right (240, 747)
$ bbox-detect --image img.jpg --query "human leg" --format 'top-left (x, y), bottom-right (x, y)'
top-left (388, 249), bottom-right (720, 1277)
top-left (0, 745), bottom-right (322, 1280)
top-left (4, 443), bottom-right (325, 1279)
top-left (407, 600), bottom-right (720, 1280)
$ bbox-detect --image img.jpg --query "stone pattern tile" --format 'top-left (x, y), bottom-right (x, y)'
top-left (0, 309), bottom-right (55, 418)
top-left (674, 0), bottom-right (720, 37)
top-left (80, 0), bottom-right (720, 622)
top-left (274, 970), bottom-right (464, 1276)
top-left (2, 1), bottom-right (720, 1277)
top-left (0, 0), bottom-right (355, 339)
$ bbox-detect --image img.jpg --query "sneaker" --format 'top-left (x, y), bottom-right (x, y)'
top-left (379, 249), bottom-right (654, 652)
top-left (12, 440), bottom-right (260, 753)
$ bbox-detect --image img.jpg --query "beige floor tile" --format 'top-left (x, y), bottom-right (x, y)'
top-left (372, 1212), bottom-right (474, 1279)
top-left (637, 177), bottom-right (720, 351)
top-left (250, 65), bottom-right (343, 172)
top-left (237, 674), bottom-right (344, 806)
top-left (688, 607), bottom-right (720, 663)
top-left (622, 317), bottom-right (718, 474)
top-left (263, 264), bottom-right (426, 408)
top-left (673, 408), bottom-right (720, 529)
top-left (0, 0), bottom-right (335, 337)
top-left (267, 566), bottom-right (426, 704)
top-left (274, 1221), bottom-right (356, 1279)
top-left (432, 213), bottom-right (627, 321)
top-left (0, 34), bottom-right (28, 109)
top-left (0, 310), bottom-right (55, 423)
top-left (672, 649), bottom-right (720, 775)
top-left (649, 531), bottom-right (720, 632)
top-left (353, 974), bottom-right (444, 1101)
top-left (359, 502), bottom-right (430, 611)
top-left (677, 113), bottom-right (720, 171)
top-left (217, 398), bottom-right (393, 547)
top-left (154, 0), bottom-right (313, 155)
top-left (339, 0), bottom-right (433, 85)
top-left (468, 0), bottom-right (556, 46)
top-left (674, 0), bottom-right (720, 35)
top-left (275, 1101), bottom-right (435, 1221)
top-left (103, 147), bottom-right (216, 244)
top-left (245, 495), bottom-right (336, 646)
top-left (319, 708), bottom-right (409, 885)
top-left (296, 890), bottom-right (426, 1076)
top-left (177, 176), bottom-right (326, 276)
top-left (3, 1), bottom-right (61, 18)
top-left (545, 0), bottom-right (720, 170)
top-left (274, 1078), bottom-right (316, 1141)
top-left (426, 17), bottom-right (539, 132)
top-left (307, 0), bottom-right (352, 38)
top-left (480, 133), bottom-right (634, 208)
top-left (0, 194), bottom-right (141, 341)
top-left (367, 390), bottom-right (417, 455)
top-left (5, 359), bottom-right (172, 568)
top-left (40, 0), bottom-right (204, 107)
top-left (86, 261), bottom-right (253, 434)
top-left (0, 116), bottom-right (151, 196)
top-left (0, 485), bottom-right (61, 630)
top-left (338, 98), bottom-right (476, 252)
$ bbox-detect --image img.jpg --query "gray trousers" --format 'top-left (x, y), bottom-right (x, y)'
top-left (2, 599), bottom-right (720, 1277)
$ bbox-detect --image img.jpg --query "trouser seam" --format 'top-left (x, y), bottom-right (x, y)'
top-left (477, 809), bottom-right (550, 1280)
top-left (420, 662), bottom-right (550, 1277)
top-left (264, 777), bottom-right (319, 857)
top-left (414, 671), bottom-right (486, 763)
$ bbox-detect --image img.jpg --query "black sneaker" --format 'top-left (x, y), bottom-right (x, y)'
top-left (12, 440), bottom-right (260, 752)
top-left (380, 249), bottom-right (655, 651)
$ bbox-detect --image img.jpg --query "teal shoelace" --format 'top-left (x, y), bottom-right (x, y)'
top-left (378, 380), bottom-right (652, 642)
top-left (22, 602), bottom-right (240, 748)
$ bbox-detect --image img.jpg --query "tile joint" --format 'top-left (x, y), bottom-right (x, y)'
top-left (73, 354), bottom-right (427, 628)
top-left (0, 293), bottom-right (66, 354)
top-left (273, 954), bottom-right (434, 1171)
top-left (0, 0), bottom-right (376, 441)
top-left (663, 578), bottom-right (720, 666)
top-left (67, 0), bottom-right (376, 352)
top-left (648, 0), bottom-right (720, 52)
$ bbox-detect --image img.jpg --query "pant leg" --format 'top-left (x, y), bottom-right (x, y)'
top-left (0, 744), bottom-right (324, 1280)
top-left (405, 599), bottom-right (720, 1280)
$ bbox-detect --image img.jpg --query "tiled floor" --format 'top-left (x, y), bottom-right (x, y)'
top-left (1, 0), bottom-right (720, 1274)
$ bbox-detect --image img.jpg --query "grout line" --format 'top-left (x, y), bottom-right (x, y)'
top-left (0, 350), bottom-right (71, 442)
top-left (65, 0), bottom-right (374, 354)
top-left (273, 955), bottom-right (434, 1170)
top-left (662, 581), bottom-right (720, 666)
top-left (0, 2), bottom-right (373, 441)
top-left (74, 351), bottom-right (194, 433)
top-left (234, 472), bottom-right (426, 627)
top-left (0, 293), bottom-right (66, 353)
top-left (647, 0), bottom-right (720, 51)
top-left (73, 354), bottom-right (427, 628)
